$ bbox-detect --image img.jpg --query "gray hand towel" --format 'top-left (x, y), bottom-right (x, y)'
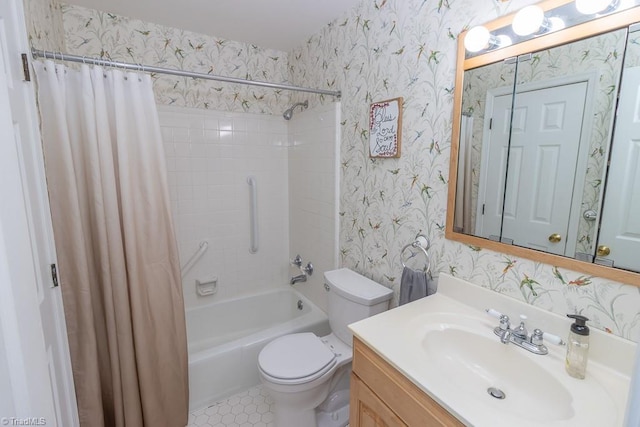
top-left (399, 266), bottom-right (433, 305)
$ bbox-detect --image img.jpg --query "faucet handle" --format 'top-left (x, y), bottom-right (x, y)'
top-left (302, 262), bottom-right (313, 276)
top-left (486, 309), bottom-right (510, 329)
top-left (291, 255), bottom-right (303, 267)
top-left (542, 331), bottom-right (565, 346)
top-left (531, 329), bottom-right (544, 346)
top-left (485, 308), bottom-right (503, 319)
top-left (532, 328), bottom-right (565, 346)
top-left (499, 314), bottom-right (510, 330)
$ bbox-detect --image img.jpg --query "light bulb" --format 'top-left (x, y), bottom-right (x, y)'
top-left (548, 17), bottom-right (566, 32)
top-left (575, 0), bottom-right (618, 14)
top-left (512, 5), bottom-right (547, 36)
top-left (464, 26), bottom-right (492, 53)
top-left (496, 35), bottom-right (513, 48)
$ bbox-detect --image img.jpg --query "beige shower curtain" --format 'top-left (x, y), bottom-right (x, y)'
top-left (33, 60), bottom-right (188, 427)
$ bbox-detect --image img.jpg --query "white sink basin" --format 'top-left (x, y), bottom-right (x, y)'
top-left (422, 326), bottom-right (574, 422)
top-left (349, 274), bottom-right (634, 427)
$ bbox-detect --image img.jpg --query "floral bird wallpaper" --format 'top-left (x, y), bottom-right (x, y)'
top-left (286, 0), bottom-right (640, 340)
top-left (60, 4), bottom-right (292, 115)
top-left (23, 0), bottom-right (640, 341)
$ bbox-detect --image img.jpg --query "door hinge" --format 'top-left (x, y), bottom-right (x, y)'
top-left (482, 204), bottom-right (485, 215)
top-left (594, 257), bottom-right (614, 267)
top-left (489, 118), bottom-right (493, 130)
top-left (518, 53), bottom-right (533, 63)
top-left (21, 53), bottom-right (31, 81)
top-left (50, 263), bottom-right (59, 287)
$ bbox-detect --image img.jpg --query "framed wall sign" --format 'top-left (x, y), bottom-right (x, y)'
top-left (369, 97), bottom-right (403, 158)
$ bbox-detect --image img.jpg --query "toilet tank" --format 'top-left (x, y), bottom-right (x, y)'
top-left (324, 268), bottom-right (393, 346)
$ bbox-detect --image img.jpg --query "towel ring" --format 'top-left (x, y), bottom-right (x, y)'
top-left (400, 241), bottom-right (431, 274)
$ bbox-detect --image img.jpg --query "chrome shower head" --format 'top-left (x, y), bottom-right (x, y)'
top-left (283, 100), bottom-right (309, 120)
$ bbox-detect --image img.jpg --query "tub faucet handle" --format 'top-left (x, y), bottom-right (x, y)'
top-left (291, 255), bottom-right (303, 267)
top-left (302, 262), bottom-right (313, 276)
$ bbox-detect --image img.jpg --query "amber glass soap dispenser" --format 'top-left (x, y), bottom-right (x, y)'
top-left (565, 314), bottom-right (590, 379)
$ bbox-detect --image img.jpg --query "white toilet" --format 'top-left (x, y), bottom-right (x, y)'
top-left (258, 268), bottom-right (393, 427)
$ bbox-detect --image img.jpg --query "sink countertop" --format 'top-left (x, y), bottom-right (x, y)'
top-left (348, 273), bottom-right (636, 427)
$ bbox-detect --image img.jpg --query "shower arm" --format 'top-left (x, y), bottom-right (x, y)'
top-left (283, 100), bottom-right (309, 120)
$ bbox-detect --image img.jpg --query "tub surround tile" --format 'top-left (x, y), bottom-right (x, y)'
top-left (288, 102), bottom-right (340, 313)
top-left (159, 105), bottom-right (290, 309)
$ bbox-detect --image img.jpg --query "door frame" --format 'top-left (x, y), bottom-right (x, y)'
top-left (475, 71), bottom-right (598, 257)
top-left (1, 0), bottom-right (78, 424)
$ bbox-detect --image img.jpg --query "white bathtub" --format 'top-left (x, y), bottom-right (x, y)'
top-left (186, 288), bottom-right (331, 410)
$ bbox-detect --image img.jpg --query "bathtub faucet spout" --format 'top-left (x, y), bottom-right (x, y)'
top-left (290, 274), bottom-right (307, 285)
top-left (289, 257), bottom-right (313, 285)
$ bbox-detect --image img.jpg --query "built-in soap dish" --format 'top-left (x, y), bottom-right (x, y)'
top-left (196, 276), bottom-right (218, 297)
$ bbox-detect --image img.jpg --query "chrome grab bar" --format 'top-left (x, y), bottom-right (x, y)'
top-left (180, 240), bottom-right (208, 278)
top-left (247, 176), bottom-right (259, 253)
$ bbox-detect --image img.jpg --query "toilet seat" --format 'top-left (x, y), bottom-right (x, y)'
top-left (259, 333), bottom-right (337, 385)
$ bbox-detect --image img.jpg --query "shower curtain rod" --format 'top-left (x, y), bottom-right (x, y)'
top-left (31, 48), bottom-right (342, 98)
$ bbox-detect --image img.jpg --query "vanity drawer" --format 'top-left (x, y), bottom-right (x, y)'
top-left (351, 337), bottom-right (464, 427)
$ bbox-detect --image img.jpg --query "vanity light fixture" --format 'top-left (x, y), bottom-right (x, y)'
top-left (575, 0), bottom-right (619, 15)
top-left (512, 5), bottom-right (550, 36)
top-left (548, 16), bottom-right (567, 32)
top-left (464, 0), bottom-right (638, 56)
top-left (464, 26), bottom-right (511, 52)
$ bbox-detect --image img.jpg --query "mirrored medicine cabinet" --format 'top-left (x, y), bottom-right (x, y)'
top-left (446, 0), bottom-right (640, 285)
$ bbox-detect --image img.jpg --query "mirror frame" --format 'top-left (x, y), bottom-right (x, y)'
top-left (446, 0), bottom-right (640, 286)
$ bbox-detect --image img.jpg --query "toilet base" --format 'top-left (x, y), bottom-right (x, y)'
top-left (316, 402), bottom-right (349, 427)
top-left (274, 406), bottom-right (317, 427)
top-left (316, 379), bottom-right (350, 427)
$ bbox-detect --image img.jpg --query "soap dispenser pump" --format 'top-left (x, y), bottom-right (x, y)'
top-left (565, 314), bottom-right (590, 379)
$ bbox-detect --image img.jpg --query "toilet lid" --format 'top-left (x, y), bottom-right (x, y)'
top-left (259, 333), bottom-right (336, 381)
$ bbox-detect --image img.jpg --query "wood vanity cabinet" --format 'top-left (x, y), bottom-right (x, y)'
top-left (350, 337), bottom-right (464, 427)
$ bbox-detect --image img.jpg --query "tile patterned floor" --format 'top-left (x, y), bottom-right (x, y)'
top-left (187, 385), bottom-right (275, 427)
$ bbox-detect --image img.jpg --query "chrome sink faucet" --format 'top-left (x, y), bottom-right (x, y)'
top-left (487, 309), bottom-right (565, 355)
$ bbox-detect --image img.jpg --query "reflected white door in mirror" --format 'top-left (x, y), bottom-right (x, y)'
top-left (446, 1), bottom-right (640, 285)
top-left (597, 62), bottom-right (640, 271)
top-left (476, 80), bottom-right (590, 257)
